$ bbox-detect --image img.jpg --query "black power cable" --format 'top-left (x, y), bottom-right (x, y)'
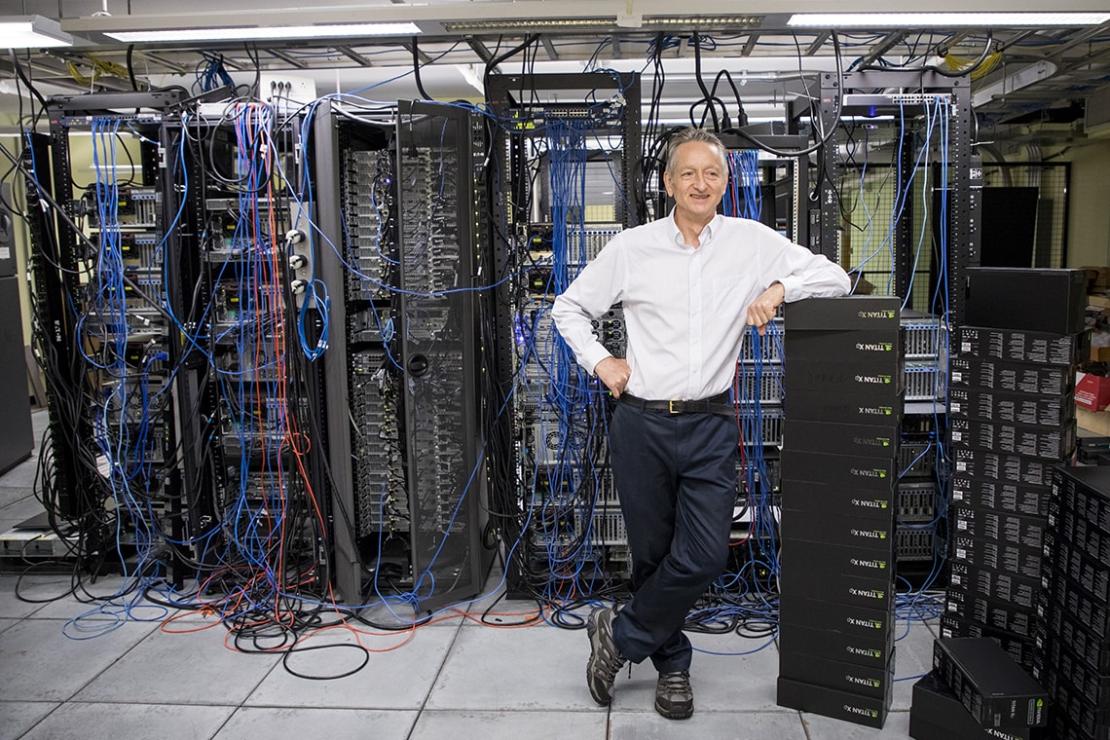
top-left (721, 31), bottom-right (846, 159)
top-left (411, 36), bottom-right (433, 100)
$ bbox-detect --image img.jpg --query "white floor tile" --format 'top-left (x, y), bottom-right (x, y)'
top-left (0, 494), bottom-right (46, 521)
top-left (217, 707), bottom-right (416, 740)
top-left (0, 458), bottom-right (41, 489)
top-left (891, 624), bottom-right (936, 711)
top-left (0, 486), bottom-right (32, 510)
top-left (412, 710), bottom-right (606, 740)
top-left (610, 709), bottom-right (808, 740)
top-left (0, 701), bottom-right (59, 740)
top-left (0, 574), bottom-right (70, 619)
top-left (245, 626), bottom-right (457, 710)
top-left (611, 632), bottom-right (782, 712)
top-left (74, 627), bottom-right (279, 706)
top-left (426, 624), bottom-right (592, 711)
top-left (23, 702), bottom-right (233, 740)
top-left (0, 620), bottom-right (154, 701)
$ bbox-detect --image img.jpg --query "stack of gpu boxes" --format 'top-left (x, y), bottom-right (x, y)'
top-left (1034, 466), bottom-right (1110, 740)
top-left (776, 297), bottom-right (902, 729)
top-left (941, 267), bottom-right (1087, 672)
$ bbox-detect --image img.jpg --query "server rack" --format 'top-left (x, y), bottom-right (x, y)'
top-left (313, 101), bottom-right (491, 612)
top-left (21, 91), bottom-right (191, 577)
top-left (485, 72), bottom-right (642, 597)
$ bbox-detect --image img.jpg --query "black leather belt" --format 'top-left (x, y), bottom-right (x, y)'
top-left (620, 391), bottom-right (734, 416)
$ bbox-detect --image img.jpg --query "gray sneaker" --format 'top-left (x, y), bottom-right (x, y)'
top-left (585, 607), bottom-right (626, 705)
top-left (655, 670), bottom-right (693, 719)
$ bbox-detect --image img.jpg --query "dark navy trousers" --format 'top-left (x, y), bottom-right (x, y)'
top-left (608, 401), bottom-right (738, 673)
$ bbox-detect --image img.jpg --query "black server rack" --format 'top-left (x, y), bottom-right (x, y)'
top-left (16, 91), bottom-right (203, 578)
top-left (485, 73), bottom-right (642, 597)
top-left (0, 183), bottom-right (33, 476)
top-left (313, 101), bottom-right (491, 611)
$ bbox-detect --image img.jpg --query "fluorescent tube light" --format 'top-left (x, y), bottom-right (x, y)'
top-left (788, 12), bottom-right (1110, 27)
top-left (106, 22), bottom-right (420, 43)
top-left (0, 16), bottom-right (73, 48)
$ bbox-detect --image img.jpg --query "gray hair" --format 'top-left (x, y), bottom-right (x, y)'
top-left (664, 127), bottom-right (728, 174)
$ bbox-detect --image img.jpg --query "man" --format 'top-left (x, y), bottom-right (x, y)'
top-left (551, 127), bottom-right (850, 719)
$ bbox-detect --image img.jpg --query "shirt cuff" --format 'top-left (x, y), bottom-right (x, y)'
top-left (776, 275), bottom-right (803, 303)
top-left (581, 343), bottom-right (614, 377)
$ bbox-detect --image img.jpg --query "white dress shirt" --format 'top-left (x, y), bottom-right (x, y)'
top-left (551, 212), bottom-right (851, 401)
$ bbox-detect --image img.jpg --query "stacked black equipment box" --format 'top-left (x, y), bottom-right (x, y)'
top-left (910, 671), bottom-right (1033, 740)
top-left (941, 268), bottom-right (1086, 673)
top-left (932, 638), bottom-right (1049, 729)
top-left (776, 297), bottom-right (902, 729)
top-left (910, 638), bottom-right (1049, 739)
top-left (1034, 466), bottom-right (1110, 740)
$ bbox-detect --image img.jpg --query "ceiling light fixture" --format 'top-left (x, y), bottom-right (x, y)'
top-left (643, 15), bottom-right (760, 27)
top-left (0, 16), bottom-right (73, 48)
top-left (105, 22), bottom-right (421, 43)
top-left (787, 12), bottom-right (1110, 27)
top-left (443, 18), bottom-right (616, 31)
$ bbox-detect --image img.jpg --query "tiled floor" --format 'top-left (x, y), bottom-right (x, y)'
top-left (0, 411), bottom-right (937, 739)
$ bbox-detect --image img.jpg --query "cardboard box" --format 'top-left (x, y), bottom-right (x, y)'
top-left (1077, 371), bottom-right (1110, 412)
top-left (1081, 266), bottom-right (1110, 290)
top-left (1077, 407), bottom-right (1110, 436)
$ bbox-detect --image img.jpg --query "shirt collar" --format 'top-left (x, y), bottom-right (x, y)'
top-left (668, 207), bottom-right (722, 248)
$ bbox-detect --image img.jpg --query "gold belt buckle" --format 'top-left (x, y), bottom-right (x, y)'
top-left (668, 400), bottom-right (678, 414)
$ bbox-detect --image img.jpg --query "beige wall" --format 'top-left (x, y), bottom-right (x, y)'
top-left (1060, 138), bottom-right (1110, 268)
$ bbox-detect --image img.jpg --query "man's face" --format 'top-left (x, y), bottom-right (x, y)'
top-left (663, 141), bottom-right (727, 222)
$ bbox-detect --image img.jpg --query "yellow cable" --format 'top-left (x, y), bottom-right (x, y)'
top-left (944, 51), bottom-right (1003, 81)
